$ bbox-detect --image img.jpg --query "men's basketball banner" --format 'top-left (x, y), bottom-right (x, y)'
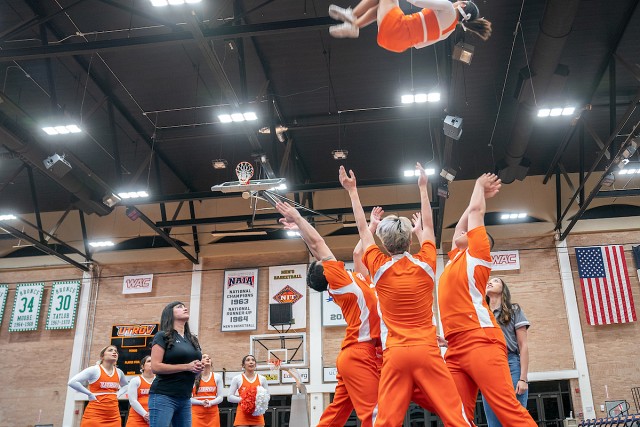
top-left (46, 281), bottom-right (80, 330)
top-left (633, 246), bottom-right (640, 281)
top-left (0, 284), bottom-right (8, 326)
top-left (221, 269), bottom-right (258, 331)
top-left (269, 264), bottom-right (307, 329)
top-left (122, 274), bottom-right (153, 294)
top-left (111, 323), bottom-right (158, 375)
top-left (490, 250), bottom-right (520, 271)
top-left (322, 261), bottom-right (353, 326)
top-left (9, 283), bottom-right (44, 332)
top-left (575, 245), bottom-right (637, 325)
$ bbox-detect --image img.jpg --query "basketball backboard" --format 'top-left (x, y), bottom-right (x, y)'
top-left (250, 333), bottom-right (306, 370)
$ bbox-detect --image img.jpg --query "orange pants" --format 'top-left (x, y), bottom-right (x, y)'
top-left (317, 342), bottom-right (380, 427)
top-left (377, 7), bottom-right (428, 53)
top-left (375, 342), bottom-right (473, 427)
top-left (444, 328), bottom-right (537, 426)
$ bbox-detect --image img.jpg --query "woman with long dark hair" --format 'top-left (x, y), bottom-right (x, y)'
top-left (148, 301), bottom-right (203, 427)
top-left (126, 355), bottom-right (155, 426)
top-left (68, 345), bottom-right (128, 427)
top-left (483, 278), bottom-right (531, 427)
top-left (328, 0), bottom-right (491, 51)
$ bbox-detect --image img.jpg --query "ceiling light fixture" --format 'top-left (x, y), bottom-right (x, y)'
top-left (212, 159), bottom-right (228, 169)
top-left (401, 92), bottom-right (440, 104)
top-left (443, 115), bottom-right (463, 140)
top-left (42, 124), bottom-right (82, 135)
top-left (332, 149), bottom-right (348, 160)
top-left (453, 42), bottom-right (475, 65)
top-left (286, 231), bottom-right (301, 237)
top-left (89, 240), bottom-right (115, 248)
top-left (403, 168), bottom-right (435, 177)
top-left (102, 193), bottom-right (122, 208)
top-left (537, 106), bottom-right (576, 118)
top-left (0, 214), bottom-right (17, 221)
top-left (118, 190), bottom-right (150, 199)
top-left (219, 112), bottom-right (258, 123)
top-left (500, 212), bottom-right (528, 220)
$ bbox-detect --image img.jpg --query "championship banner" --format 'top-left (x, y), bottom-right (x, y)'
top-left (111, 323), bottom-right (158, 375)
top-left (221, 269), bottom-right (258, 331)
top-left (9, 283), bottom-right (44, 332)
top-left (491, 250), bottom-right (521, 271)
top-left (45, 281), bottom-right (80, 330)
top-left (0, 285), bottom-right (8, 326)
top-left (269, 264), bottom-right (307, 330)
top-left (322, 261), bottom-right (353, 327)
top-left (122, 274), bottom-right (153, 294)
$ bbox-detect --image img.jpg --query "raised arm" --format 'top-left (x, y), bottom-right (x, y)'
top-left (451, 206), bottom-right (470, 252)
top-left (339, 166), bottom-right (375, 250)
top-left (353, 207), bottom-right (383, 276)
top-left (467, 173), bottom-right (501, 231)
top-left (276, 202), bottom-right (334, 261)
top-left (417, 162), bottom-right (435, 244)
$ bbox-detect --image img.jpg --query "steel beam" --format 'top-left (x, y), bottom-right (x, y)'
top-left (96, 0), bottom-right (181, 31)
top-left (0, 221), bottom-right (89, 271)
top-left (0, 0), bottom-right (87, 42)
top-left (595, 189), bottom-right (640, 198)
top-left (0, 163), bottom-right (26, 194)
top-left (17, 215), bottom-right (92, 262)
top-left (26, 165), bottom-right (45, 243)
top-left (188, 201), bottom-right (199, 255)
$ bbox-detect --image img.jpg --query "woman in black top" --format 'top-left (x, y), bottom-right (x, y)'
top-left (149, 301), bottom-right (204, 427)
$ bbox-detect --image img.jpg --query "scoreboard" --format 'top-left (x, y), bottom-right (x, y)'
top-left (110, 323), bottom-right (158, 375)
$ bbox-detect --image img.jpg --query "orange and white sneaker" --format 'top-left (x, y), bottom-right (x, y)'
top-left (329, 5), bottom-right (355, 23)
top-left (329, 22), bottom-right (360, 38)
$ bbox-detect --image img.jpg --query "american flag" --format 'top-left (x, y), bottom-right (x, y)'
top-left (633, 246), bottom-right (640, 281)
top-left (575, 245), bottom-right (637, 325)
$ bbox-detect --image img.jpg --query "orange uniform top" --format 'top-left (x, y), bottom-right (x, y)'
top-left (126, 376), bottom-right (152, 427)
top-left (363, 241), bottom-right (437, 349)
top-left (87, 364), bottom-right (121, 403)
top-left (192, 373), bottom-right (221, 427)
top-left (323, 260), bottom-right (381, 349)
top-left (438, 226), bottom-right (498, 337)
top-left (233, 374), bottom-right (266, 426)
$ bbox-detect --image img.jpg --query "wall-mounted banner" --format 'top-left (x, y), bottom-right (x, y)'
top-left (282, 368), bottom-right (309, 384)
top-left (258, 370), bottom-right (281, 385)
top-left (224, 371), bottom-right (242, 387)
top-left (322, 261), bottom-right (354, 327)
top-left (491, 250), bottom-right (521, 271)
top-left (0, 285), bottom-right (8, 326)
top-left (221, 269), bottom-right (258, 331)
top-left (323, 367), bottom-right (338, 383)
top-left (269, 264), bottom-right (307, 330)
top-left (111, 323), bottom-right (158, 375)
top-left (46, 281), bottom-right (80, 330)
top-left (9, 283), bottom-right (44, 332)
top-left (122, 274), bottom-right (153, 294)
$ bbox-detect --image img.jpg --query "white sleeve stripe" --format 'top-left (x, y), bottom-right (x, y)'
top-left (406, 253), bottom-right (435, 280)
top-left (372, 258), bottom-right (398, 285)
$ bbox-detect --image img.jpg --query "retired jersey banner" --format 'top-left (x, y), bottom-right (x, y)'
top-left (122, 274), bottom-right (153, 294)
top-left (491, 250), bottom-right (521, 271)
top-left (0, 285), bottom-right (8, 326)
top-left (46, 281), bottom-right (80, 330)
top-left (269, 264), bottom-right (307, 329)
top-left (221, 269), bottom-right (258, 331)
top-left (322, 261), bottom-right (353, 327)
top-left (9, 283), bottom-right (44, 332)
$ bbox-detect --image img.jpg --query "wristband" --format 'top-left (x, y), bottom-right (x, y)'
top-left (518, 379), bottom-right (528, 384)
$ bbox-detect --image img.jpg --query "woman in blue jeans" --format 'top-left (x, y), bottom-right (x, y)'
top-left (149, 301), bottom-right (204, 427)
top-left (483, 278), bottom-right (531, 427)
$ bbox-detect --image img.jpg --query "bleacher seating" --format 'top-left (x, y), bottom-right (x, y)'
top-left (577, 414), bottom-right (640, 426)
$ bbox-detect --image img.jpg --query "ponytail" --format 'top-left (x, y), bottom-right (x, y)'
top-left (456, 1), bottom-right (492, 41)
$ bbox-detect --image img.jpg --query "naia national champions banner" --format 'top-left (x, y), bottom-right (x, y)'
top-left (269, 264), bottom-right (307, 330)
top-left (221, 269), bottom-right (258, 331)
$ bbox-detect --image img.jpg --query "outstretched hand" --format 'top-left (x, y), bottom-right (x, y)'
top-left (416, 162), bottom-right (429, 188)
top-left (369, 206), bottom-right (384, 233)
top-left (411, 212), bottom-right (423, 236)
top-left (276, 201), bottom-right (301, 224)
top-left (339, 166), bottom-right (357, 191)
top-left (476, 173), bottom-right (501, 198)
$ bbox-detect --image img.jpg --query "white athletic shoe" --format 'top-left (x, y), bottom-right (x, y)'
top-left (329, 22), bottom-right (360, 38)
top-left (329, 5), bottom-right (355, 23)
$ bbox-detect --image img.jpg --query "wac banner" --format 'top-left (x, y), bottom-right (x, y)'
top-left (122, 274), bottom-right (153, 294)
top-left (491, 250), bottom-right (521, 271)
top-left (111, 323), bottom-right (158, 375)
top-left (46, 281), bottom-right (80, 330)
top-left (221, 269), bottom-right (258, 331)
top-left (269, 264), bottom-right (307, 330)
top-left (9, 283), bottom-right (44, 332)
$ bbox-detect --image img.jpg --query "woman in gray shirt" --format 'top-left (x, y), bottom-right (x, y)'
top-left (483, 277), bottom-right (531, 427)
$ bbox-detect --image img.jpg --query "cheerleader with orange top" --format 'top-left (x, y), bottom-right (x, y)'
top-left (227, 355), bottom-right (270, 427)
top-left (68, 345), bottom-right (128, 427)
top-left (191, 354), bottom-right (223, 427)
top-left (126, 356), bottom-right (155, 426)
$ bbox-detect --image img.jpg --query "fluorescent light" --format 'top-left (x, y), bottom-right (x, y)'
top-left (561, 107), bottom-right (575, 116)
top-left (414, 93), bottom-right (428, 103)
top-left (118, 191), bottom-right (149, 199)
top-left (425, 168), bottom-right (435, 175)
top-left (404, 170), bottom-right (415, 177)
top-left (270, 184), bottom-right (287, 191)
top-left (0, 214), bottom-right (17, 221)
top-left (537, 109), bottom-right (551, 117)
top-left (550, 108), bottom-right (563, 117)
top-left (212, 159), bottom-right (228, 169)
top-left (167, 0), bottom-right (184, 4)
top-left (54, 126), bottom-right (70, 134)
top-left (66, 124), bottom-right (82, 133)
top-left (185, 0), bottom-right (202, 2)
top-left (401, 94), bottom-right (414, 104)
top-left (136, 191), bottom-right (149, 197)
top-left (218, 114), bottom-right (233, 123)
top-left (508, 213), bottom-right (518, 219)
top-left (427, 92), bottom-right (441, 102)
top-left (243, 112), bottom-right (258, 121)
top-left (150, 0), bottom-right (168, 5)
top-left (332, 149), bottom-right (348, 160)
top-left (89, 241), bottom-right (115, 248)
top-left (286, 231), bottom-right (301, 237)
top-left (517, 213), bottom-right (527, 218)
top-left (231, 113), bottom-right (245, 122)
top-left (404, 168), bottom-right (435, 177)
top-left (42, 127), bottom-right (58, 135)
top-left (626, 169), bottom-right (637, 174)
top-left (211, 231), bottom-right (267, 237)
top-left (500, 214), bottom-right (510, 219)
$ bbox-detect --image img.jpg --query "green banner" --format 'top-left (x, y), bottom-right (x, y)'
top-left (46, 281), bottom-right (81, 330)
top-left (0, 285), bottom-right (8, 326)
top-left (9, 283), bottom-right (45, 332)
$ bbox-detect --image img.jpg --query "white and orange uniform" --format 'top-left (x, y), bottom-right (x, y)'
top-left (438, 225), bottom-right (537, 426)
top-left (364, 241), bottom-right (473, 427)
top-left (316, 260), bottom-right (381, 427)
top-left (377, 0), bottom-right (458, 53)
top-left (191, 372), bottom-right (223, 427)
top-left (68, 364), bottom-right (128, 427)
top-left (126, 375), bottom-right (153, 427)
top-left (227, 374), bottom-right (269, 426)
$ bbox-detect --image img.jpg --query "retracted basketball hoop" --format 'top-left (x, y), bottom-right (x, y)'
top-left (235, 161), bottom-right (254, 185)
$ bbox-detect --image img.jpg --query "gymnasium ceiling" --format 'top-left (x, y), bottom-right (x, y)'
top-left (0, 0), bottom-right (640, 264)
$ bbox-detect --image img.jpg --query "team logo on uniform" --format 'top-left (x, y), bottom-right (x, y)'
top-left (273, 285), bottom-right (303, 304)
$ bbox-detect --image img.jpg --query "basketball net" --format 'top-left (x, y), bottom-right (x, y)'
top-left (235, 161), bottom-right (254, 185)
top-left (267, 357), bottom-right (281, 376)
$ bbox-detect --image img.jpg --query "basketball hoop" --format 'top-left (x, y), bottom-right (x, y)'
top-left (236, 162), bottom-right (254, 185)
top-left (267, 357), bottom-right (281, 376)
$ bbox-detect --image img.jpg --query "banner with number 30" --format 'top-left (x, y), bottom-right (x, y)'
top-left (46, 281), bottom-right (81, 330)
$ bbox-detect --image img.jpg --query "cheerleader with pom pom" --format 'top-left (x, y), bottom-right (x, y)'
top-left (227, 355), bottom-right (270, 426)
